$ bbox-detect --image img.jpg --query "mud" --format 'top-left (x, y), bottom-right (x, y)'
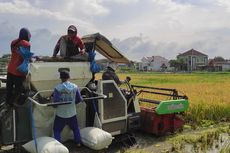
top-left (0, 124), bottom-right (229, 153)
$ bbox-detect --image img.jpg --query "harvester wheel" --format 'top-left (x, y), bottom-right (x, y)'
top-left (178, 128), bottom-right (183, 133)
top-left (113, 133), bottom-right (137, 148)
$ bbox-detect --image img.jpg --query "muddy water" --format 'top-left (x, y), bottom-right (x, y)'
top-left (184, 133), bottom-right (230, 153)
top-left (0, 132), bottom-right (229, 153)
top-left (124, 124), bottom-right (230, 153)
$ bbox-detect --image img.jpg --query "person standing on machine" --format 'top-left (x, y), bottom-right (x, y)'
top-left (6, 27), bottom-right (31, 107)
top-left (52, 25), bottom-right (85, 58)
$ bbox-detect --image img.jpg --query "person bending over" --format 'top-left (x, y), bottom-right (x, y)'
top-left (53, 25), bottom-right (85, 58)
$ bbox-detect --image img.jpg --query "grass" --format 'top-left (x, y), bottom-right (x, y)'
top-left (96, 71), bottom-right (230, 126)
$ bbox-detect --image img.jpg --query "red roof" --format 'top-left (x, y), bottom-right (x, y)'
top-left (178, 49), bottom-right (208, 57)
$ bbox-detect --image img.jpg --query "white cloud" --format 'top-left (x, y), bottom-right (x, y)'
top-left (99, 0), bottom-right (139, 5)
top-left (0, 1), bottom-right (74, 22)
top-left (217, 0), bottom-right (230, 12)
top-left (0, 0), bottom-right (109, 24)
top-left (1, 0), bottom-right (230, 60)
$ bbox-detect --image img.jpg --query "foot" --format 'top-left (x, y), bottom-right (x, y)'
top-left (76, 143), bottom-right (81, 148)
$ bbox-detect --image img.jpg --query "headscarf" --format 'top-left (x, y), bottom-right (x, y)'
top-left (19, 28), bottom-right (31, 41)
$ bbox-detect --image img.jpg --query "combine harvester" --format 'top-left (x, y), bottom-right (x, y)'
top-left (0, 33), bottom-right (189, 152)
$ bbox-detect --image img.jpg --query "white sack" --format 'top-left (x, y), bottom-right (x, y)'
top-left (33, 102), bottom-right (86, 141)
top-left (80, 127), bottom-right (113, 150)
top-left (22, 136), bottom-right (69, 153)
top-left (33, 104), bottom-right (55, 137)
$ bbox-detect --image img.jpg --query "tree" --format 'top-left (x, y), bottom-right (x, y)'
top-left (160, 63), bottom-right (167, 72)
top-left (177, 58), bottom-right (187, 71)
top-left (169, 59), bottom-right (187, 71)
top-left (213, 56), bottom-right (225, 62)
top-left (169, 60), bottom-right (177, 68)
top-left (0, 54), bottom-right (10, 68)
top-left (2, 54), bottom-right (11, 58)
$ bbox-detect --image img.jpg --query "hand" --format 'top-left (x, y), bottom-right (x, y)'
top-left (79, 50), bottom-right (85, 55)
top-left (53, 56), bottom-right (62, 59)
top-left (126, 76), bottom-right (131, 82)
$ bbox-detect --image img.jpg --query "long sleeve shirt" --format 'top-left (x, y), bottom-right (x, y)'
top-left (53, 35), bottom-right (84, 57)
top-left (53, 81), bottom-right (83, 118)
top-left (7, 39), bottom-right (30, 76)
top-left (102, 67), bottom-right (123, 86)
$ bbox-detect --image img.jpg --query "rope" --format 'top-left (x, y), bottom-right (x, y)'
top-left (29, 101), bottom-right (38, 153)
top-left (92, 99), bottom-right (102, 129)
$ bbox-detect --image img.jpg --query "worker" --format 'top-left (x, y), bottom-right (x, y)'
top-left (6, 27), bottom-right (31, 107)
top-left (52, 25), bottom-right (85, 58)
top-left (102, 62), bottom-right (131, 86)
top-left (53, 70), bottom-right (82, 147)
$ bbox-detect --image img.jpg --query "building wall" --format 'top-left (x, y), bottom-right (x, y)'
top-left (177, 55), bottom-right (208, 71)
top-left (149, 59), bottom-right (169, 71)
top-left (222, 64), bottom-right (230, 71)
top-left (139, 56), bottom-right (169, 71)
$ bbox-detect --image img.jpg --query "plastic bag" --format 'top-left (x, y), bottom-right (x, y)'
top-left (17, 46), bottom-right (34, 74)
top-left (88, 51), bottom-right (101, 73)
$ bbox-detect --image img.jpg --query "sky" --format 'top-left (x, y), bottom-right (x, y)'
top-left (0, 0), bottom-right (230, 61)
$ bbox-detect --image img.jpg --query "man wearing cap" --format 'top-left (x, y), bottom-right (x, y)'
top-left (52, 25), bottom-right (85, 58)
top-left (53, 70), bottom-right (82, 147)
top-left (102, 62), bottom-right (131, 86)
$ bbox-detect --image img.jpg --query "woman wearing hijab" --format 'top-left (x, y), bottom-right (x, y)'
top-left (6, 27), bottom-right (31, 107)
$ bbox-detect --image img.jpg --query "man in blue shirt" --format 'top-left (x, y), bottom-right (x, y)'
top-left (53, 70), bottom-right (83, 147)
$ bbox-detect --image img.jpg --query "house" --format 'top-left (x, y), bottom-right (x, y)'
top-left (0, 63), bottom-right (7, 75)
top-left (177, 49), bottom-right (208, 71)
top-left (137, 56), bottom-right (169, 71)
top-left (96, 58), bottom-right (133, 72)
top-left (0, 55), bottom-right (10, 75)
top-left (208, 59), bottom-right (230, 71)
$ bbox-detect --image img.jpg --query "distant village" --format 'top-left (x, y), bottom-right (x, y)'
top-left (135, 48), bottom-right (230, 72)
top-left (0, 48), bottom-right (230, 74)
top-left (98, 48), bottom-right (230, 72)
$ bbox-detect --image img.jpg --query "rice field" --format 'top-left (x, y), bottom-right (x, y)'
top-left (96, 72), bottom-right (230, 126)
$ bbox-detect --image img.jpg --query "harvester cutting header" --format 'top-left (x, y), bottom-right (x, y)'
top-left (0, 33), bottom-right (189, 152)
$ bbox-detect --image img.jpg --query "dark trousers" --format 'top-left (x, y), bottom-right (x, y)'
top-left (53, 115), bottom-right (81, 144)
top-left (6, 72), bottom-right (25, 106)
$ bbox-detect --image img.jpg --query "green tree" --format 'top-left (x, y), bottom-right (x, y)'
top-left (169, 59), bottom-right (187, 71)
top-left (2, 54), bottom-right (11, 58)
top-left (213, 56), bottom-right (225, 62)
